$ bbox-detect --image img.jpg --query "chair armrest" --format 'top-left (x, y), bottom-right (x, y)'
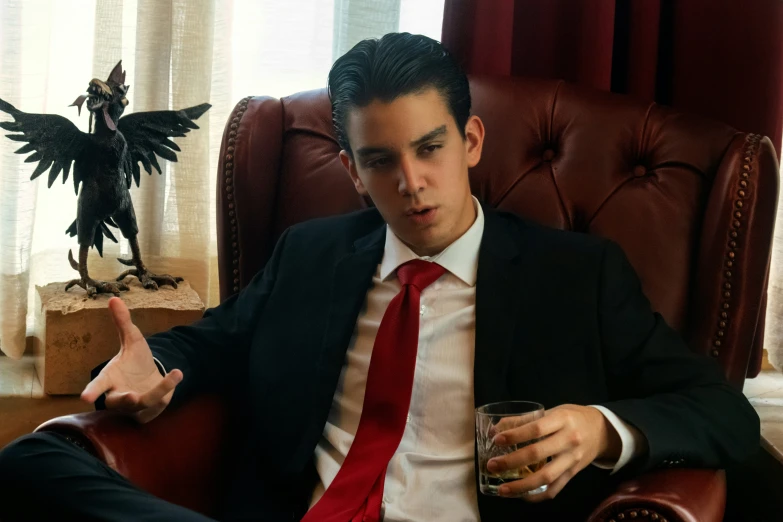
top-left (34, 394), bottom-right (226, 517)
top-left (588, 469), bottom-right (726, 522)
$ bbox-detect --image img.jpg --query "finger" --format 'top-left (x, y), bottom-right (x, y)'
top-left (497, 454), bottom-right (575, 499)
top-left (517, 464), bottom-right (579, 503)
top-left (107, 297), bottom-right (143, 345)
top-left (80, 373), bottom-right (113, 403)
top-left (136, 369), bottom-right (183, 408)
top-left (494, 412), bottom-right (564, 446)
top-left (490, 410), bottom-right (544, 435)
top-left (489, 430), bottom-right (574, 474)
top-left (103, 371), bottom-right (182, 412)
top-left (104, 389), bottom-right (144, 412)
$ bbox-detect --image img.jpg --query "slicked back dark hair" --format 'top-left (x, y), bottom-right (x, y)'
top-left (327, 32), bottom-right (471, 157)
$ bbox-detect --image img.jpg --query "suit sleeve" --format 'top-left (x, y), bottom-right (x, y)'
top-left (145, 228), bottom-right (291, 408)
top-left (597, 240), bottom-right (760, 473)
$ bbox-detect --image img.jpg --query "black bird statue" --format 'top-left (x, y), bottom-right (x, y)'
top-left (0, 61), bottom-right (210, 297)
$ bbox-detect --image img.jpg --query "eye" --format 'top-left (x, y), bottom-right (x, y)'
top-left (365, 156), bottom-right (391, 169)
top-left (420, 143), bottom-right (442, 155)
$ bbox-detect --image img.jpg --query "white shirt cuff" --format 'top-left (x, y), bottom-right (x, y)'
top-left (152, 357), bottom-right (167, 376)
top-left (588, 405), bottom-right (644, 474)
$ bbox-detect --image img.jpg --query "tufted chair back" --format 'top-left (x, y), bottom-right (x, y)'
top-left (216, 76), bottom-right (778, 388)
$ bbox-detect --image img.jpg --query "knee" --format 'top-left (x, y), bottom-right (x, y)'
top-left (0, 432), bottom-right (72, 483)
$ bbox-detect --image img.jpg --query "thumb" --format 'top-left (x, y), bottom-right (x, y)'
top-left (108, 296), bottom-right (140, 345)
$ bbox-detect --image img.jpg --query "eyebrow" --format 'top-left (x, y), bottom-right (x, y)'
top-left (355, 125), bottom-right (448, 159)
top-left (409, 125), bottom-right (447, 147)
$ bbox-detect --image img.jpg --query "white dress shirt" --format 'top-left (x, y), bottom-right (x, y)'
top-left (308, 198), bottom-right (643, 521)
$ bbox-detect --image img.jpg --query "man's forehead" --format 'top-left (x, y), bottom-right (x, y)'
top-left (345, 90), bottom-right (452, 149)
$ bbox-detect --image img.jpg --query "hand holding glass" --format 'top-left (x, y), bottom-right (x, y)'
top-left (475, 401), bottom-right (548, 497)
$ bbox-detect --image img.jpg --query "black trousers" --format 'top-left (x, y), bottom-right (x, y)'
top-left (0, 432), bottom-right (216, 522)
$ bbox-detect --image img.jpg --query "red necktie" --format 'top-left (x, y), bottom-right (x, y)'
top-left (303, 259), bottom-right (446, 522)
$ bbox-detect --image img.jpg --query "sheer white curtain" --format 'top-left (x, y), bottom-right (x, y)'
top-left (765, 179), bottom-right (783, 370)
top-left (0, 0), bottom-right (445, 359)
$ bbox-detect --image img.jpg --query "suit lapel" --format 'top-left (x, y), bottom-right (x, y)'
top-left (474, 209), bottom-right (527, 408)
top-left (288, 223), bottom-right (386, 474)
top-left (319, 228), bottom-right (386, 395)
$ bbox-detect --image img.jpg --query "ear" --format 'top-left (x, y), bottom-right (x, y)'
top-left (107, 60), bottom-right (125, 84)
top-left (464, 115), bottom-right (485, 168)
top-left (340, 150), bottom-right (368, 196)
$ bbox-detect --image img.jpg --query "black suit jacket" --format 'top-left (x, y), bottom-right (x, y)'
top-left (143, 206), bottom-right (759, 521)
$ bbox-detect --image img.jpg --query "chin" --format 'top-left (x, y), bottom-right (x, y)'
top-left (406, 233), bottom-right (448, 256)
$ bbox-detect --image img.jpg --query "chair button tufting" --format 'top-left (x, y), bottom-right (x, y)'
top-left (633, 165), bottom-right (647, 177)
top-left (542, 149), bottom-right (555, 161)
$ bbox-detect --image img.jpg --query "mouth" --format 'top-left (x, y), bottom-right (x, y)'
top-left (86, 80), bottom-right (112, 111)
top-left (406, 206), bottom-right (435, 216)
top-left (405, 206), bottom-right (438, 225)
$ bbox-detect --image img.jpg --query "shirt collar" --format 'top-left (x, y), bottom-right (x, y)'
top-left (379, 197), bottom-right (485, 286)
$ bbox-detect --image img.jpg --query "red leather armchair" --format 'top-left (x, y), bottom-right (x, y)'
top-left (37, 77), bottom-right (778, 521)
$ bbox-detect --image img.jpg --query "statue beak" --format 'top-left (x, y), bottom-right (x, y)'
top-left (69, 94), bottom-right (88, 116)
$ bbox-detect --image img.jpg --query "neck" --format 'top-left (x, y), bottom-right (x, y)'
top-left (92, 112), bottom-right (115, 135)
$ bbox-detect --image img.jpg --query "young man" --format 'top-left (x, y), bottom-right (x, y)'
top-left (0, 33), bottom-right (759, 521)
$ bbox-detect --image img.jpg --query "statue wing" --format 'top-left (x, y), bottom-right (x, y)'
top-left (0, 98), bottom-right (89, 193)
top-left (117, 103), bottom-right (211, 188)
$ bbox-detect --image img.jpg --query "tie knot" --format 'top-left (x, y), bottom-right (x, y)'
top-left (396, 260), bottom-right (446, 290)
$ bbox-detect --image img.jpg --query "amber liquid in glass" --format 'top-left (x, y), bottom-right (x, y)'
top-left (479, 460), bottom-right (547, 495)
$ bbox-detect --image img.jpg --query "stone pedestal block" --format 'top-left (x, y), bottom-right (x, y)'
top-left (33, 279), bottom-right (205, 395)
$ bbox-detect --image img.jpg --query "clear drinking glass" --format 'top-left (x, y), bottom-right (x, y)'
top-left (475, 401), bottom-right (548, 497)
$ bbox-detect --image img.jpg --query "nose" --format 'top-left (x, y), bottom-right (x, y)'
top-left (398, 155), bottom-right (425, 196)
